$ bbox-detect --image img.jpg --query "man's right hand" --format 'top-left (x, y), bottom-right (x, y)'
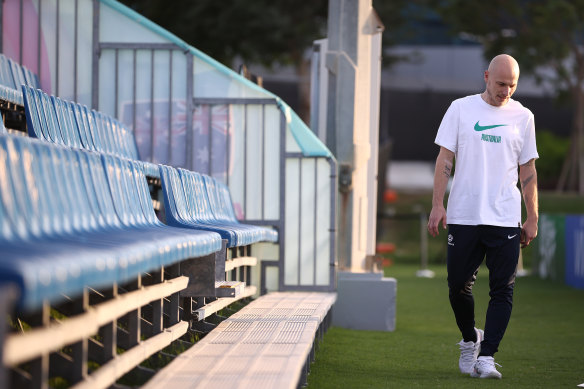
top-left (428, 205), bottom-right (447, 237)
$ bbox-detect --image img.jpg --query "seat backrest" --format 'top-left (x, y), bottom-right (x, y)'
top-left (101, 153), bottom-right (159, 229)
top-left (92, 110), bottom-right (115, 157)
top-left (55, 145), bottom-right (96, 233)
top-left (0, 115), bottom-right (6, 134)
top-left (118, 157), bottom-right (149, 227)
top-left (21, 85), bottom-right (143, 163)
top-left (179, 169), bottom-right (213, 224)
top-left (36, 88), bottom-right (65, 145)
top-left (22, 85), bottom-right (47, 140)
top-left (0, 136), bottom-right (30, 241)
top-left (52, 95), bottom-right (83, 148)
top-left (32, 138), bottom-right (106, 237)
top-left (21, 86), bottom-right (63, 146)
top-left (161, 165), bottom-right (192, 225)
top-left (159, 164), bottom-right (182, 227)
top-left (0, 143), bottom-right (14, 241)
top-left (8, 58), bottom-right (27, 89)
top-left (101, 116), bottom-right (120, 155)
top-left (202, 175), bottom-right (228, 222)
top-left (69, 149), bottom-right (102, 231)
top-left (129, 160), bottom-right (160, 226)
top-left (0, 136), bottom-right (95, 241)
top-left (68, 102), bottom-right (93, 151)
top-left (82, 150), bottom-right (122, 229)
top-left (29, 140), bottom-right (70, 237)
top-left (191, 171), bottom-right (215, 223)
top-left (2, 136), bottom-right (44, 240)
top-left (216, 180), bottom-right (239, 222)
top-left (2, 135), bottom-right (135, 241)
top-left (101, 154), bottom-right (135, 227)
top-left (23, 66), bottom-right (41, 89)
top-left (0, 54), bottom-right (16, 89)
top-left (114, 117), bottom-right (140, 160)
top-left (177, 168), bottom-right (200, 224)
top-left (81, 104), bottom-right (104, 153)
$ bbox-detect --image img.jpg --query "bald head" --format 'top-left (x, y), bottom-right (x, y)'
top-left (482, 54), bottom-right (520, 106)
top-left (488, 54), bottom-right (520, 78)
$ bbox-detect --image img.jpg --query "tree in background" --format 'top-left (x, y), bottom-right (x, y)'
top-left (118, 0), bottom-right (328, 66)
top-left (118, 0), bottom-right (408, 123)
top-left (119, 0), bottom-right (328, 121)
top-left (433, 0), bottom-right (584, 193)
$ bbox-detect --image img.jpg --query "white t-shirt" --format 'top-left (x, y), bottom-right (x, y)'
top-left (435, 94), bottom-right (539, 227)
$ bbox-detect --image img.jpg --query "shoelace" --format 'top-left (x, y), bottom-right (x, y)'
top-left (476, 358), bottom-right (502, 369)
top-left (457, 340), bottom-right (477, 360)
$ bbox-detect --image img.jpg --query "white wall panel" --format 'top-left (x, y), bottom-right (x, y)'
top-left (315, 158), bottom-right (331, 285)
top-left (284, 158), bottom-right (300, 285)
top-left (299, 159), bottom-right (316, 285)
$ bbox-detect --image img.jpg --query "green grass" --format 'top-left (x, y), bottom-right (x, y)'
top-left (307, 263), bottom-right (584, 388)
top-left (306, 190), bottom-right (583, 388)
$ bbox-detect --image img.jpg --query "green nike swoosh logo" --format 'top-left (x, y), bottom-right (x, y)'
top-left (474, 121), bottom-right (507, 131)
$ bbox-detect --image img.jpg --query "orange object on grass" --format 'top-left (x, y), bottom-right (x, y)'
top-left (383, 189), bottom-right (398, 203)
top-left (376, 242), bottom-right (396, 254)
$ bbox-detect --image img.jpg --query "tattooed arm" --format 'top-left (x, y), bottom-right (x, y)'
top-left (428, 147), bottom-right (455, 237)
top-left (519, 158), bottom-right (539, 247)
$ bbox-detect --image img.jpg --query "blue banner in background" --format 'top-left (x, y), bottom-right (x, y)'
top-left (565, 215), bottom-right (584, 290)
top-left (535, 214), bottom-right (566, 282)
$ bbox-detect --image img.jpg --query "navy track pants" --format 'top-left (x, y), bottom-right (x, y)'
top-left (446, 224), bottom-right (521, 356)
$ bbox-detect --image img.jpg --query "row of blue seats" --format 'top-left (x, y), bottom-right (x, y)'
top-left (20, 84), bottom-right (277, 246)
top-left (0, 132), bottom-right (278, 312)
top-left (0, 54), bottom-right (40, 105)
top-left (1, 73), bottom-right (278, 313)
top-left (20, 83), bottom-right (277, 243)
top-left (160, 165), bottom-right (278, 248)
top-left (22, 85), bottom-right (159, 177)
top-left (0, 135), bottom-right (278, 311)
top-left (0, 134), bottom-right (222, 312)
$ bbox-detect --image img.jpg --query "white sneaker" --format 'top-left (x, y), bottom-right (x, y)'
top-left (457, 328), bottom-right (484, 374)
top-left (471, 356), bottom-right (502, 379)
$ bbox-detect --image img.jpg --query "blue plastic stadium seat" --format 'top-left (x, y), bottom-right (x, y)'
top-left (22, 85), bottom-right (160, 178)
top-left (0, 55), bottom-right (15, 89)
top-left (52, 96), bottom-right (84, 148)
top-left (200, 174), bottom-right (278, 244)
top-left (0, 55), bottom-right (17, 103)
top-left (0, 135), bottom-right (221, 311)
top-left (0, 54), bottom-right (40, 106)
top-left (209, 177), bottom-right (278, 243)
top-left (8, 58), bottom-right (27, 88)
top-left (159, 165), bottom-right (277, 248)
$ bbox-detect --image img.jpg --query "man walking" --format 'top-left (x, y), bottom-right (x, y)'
top-left (427, 54), bottom-right (539, 379)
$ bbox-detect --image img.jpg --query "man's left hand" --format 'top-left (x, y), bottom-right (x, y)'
top-left (520, 218), bottom-right (538, 248)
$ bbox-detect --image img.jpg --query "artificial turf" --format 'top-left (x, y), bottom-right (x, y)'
top-left (306, 263), bottom-right (584, 388)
